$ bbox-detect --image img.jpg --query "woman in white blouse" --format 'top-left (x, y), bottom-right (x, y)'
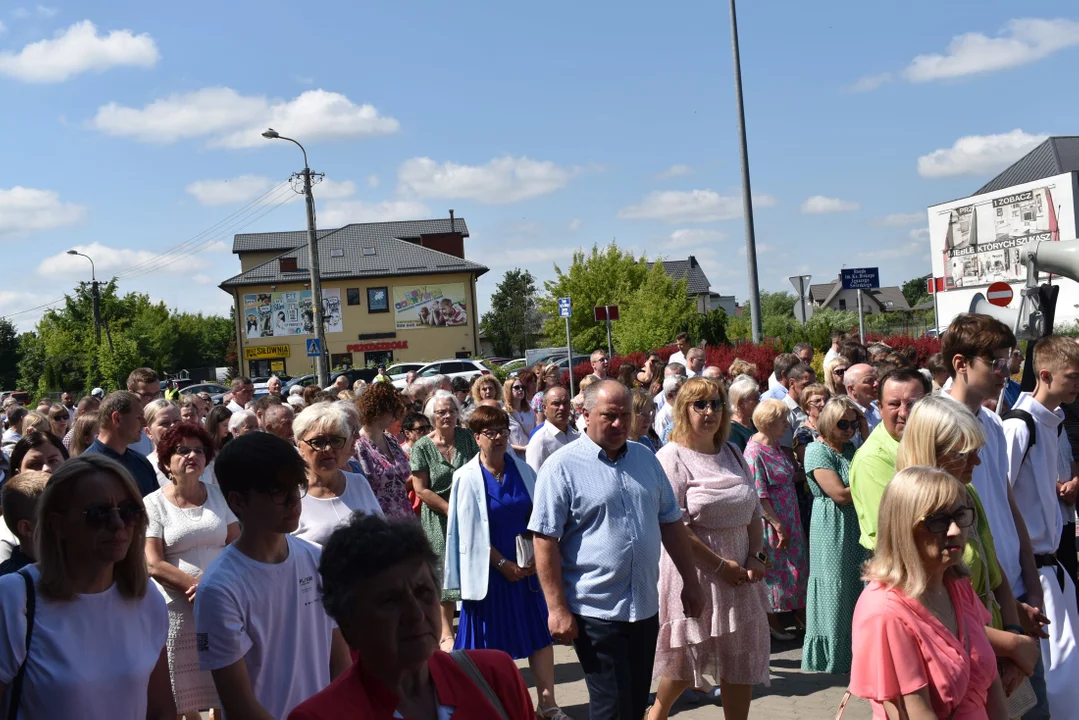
top-left (502, 378), bottom-right (536, 459)
top-left (144, 422), bottom-right (239, 719)
top-left (293, 402), bottom-right (383, 547)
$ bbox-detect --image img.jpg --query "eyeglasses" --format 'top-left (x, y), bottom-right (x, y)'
top-left (134, 390), bottom-right (162, 401)
top-left (833, 368), bottom-right (847, 376)
top-left (921, 506), bottom-right (975, 534)
top-left (481, 427), bottom-right (511, 439)
top-left (174, 446), bottom-right (206, 457)
top-left (84, 501), bottom-right (144, 529)
top-left (944, 448), bottom-right (978, 462)
top-left (594, 358), bottom-right (609, 364)
top-left (971, 355), bottom-right (1011, 374)
top-left (512, 385), bottom-right (524, 391)
top-left (836, 419), bottom-right (856, 430)
top-left (268, 485), bottom-right (308, 506)
top-left (50, 415), bottom-right (68, 422)
top-left (407, 425), bottom-right (432, 434)
top-left (302, 436), bottom-right (347, 451)
top-left (691, 398), bottom-right (723, 413)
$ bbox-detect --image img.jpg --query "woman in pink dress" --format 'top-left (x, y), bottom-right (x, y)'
top-left (850, 466), bottom-right (1008, 719)
top-left (743, 398), bottom-right (809, 639)
top-left (648, 378), bottom-right (770, 720)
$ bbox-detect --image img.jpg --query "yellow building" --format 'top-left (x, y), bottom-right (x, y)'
top-left (221, 215), bottom-right (488, 377)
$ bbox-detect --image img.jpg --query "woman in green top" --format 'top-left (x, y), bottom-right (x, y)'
top-left (727, 375), bottom-right (759, 452)
top-left (894, 395), bottom-right (1041, 692)
top-left (802, 396), bottom-right (866, 673)
top-left (409, 389), bottom-right (480, 651)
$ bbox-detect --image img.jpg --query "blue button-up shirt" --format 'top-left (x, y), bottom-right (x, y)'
top-left (528, 434), bottom-right (682, 622)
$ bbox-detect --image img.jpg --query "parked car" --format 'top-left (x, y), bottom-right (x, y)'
top-left (509, 354), bottom-right (589, 377)
top-left (499, 358), bottom-right (528, 376)
top-left (0, 391), bottom-right (30, 406)
top-left (252, 374), bottom-right (293, 391)
top-left (386, 362), bottom-right (426, 380)
top-left (392, 359), bottom-right (491, 389)
top-left (179, 383), bottom-right (230, 397)
top-left (284, 368), bottom-right (380, 394)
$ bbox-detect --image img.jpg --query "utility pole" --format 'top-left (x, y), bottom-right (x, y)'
top-left (66, 250), bottom-right (101, 344)
top-left (728, 0), bottom-right (763, 342)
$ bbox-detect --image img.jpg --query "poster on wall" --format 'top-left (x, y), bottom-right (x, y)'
top-left (243, 288), bottom-right (342, 337)
top-left (934, 185), bottom-right (1061, 288)
top-left (392, 283), bottom-right (469, 330)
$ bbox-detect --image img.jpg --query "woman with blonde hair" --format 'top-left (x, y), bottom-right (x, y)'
top-left (649, 378), bottom-right (769, 720)
top-left (744, 398), bottom-right (808, 639)
top-left (0, 455), bottom-right (174, 717)
top-left (727, 358), bottom-right (757, 381)
top-left (144, 399), bottom-right (182, 488)
top-left (502, 377), bottom-right (535, 458)
top-left (823, 356), bottom-right (849, 397)
top-left (69, 411), bottom-right (100, 457)
top-left (21, 411), bottom-right (50, 436)
top-left (793, 383), bottom-right (830, 467)
top-left (801, 397), bottom-right (865, 673)
top-left (531, 363), bottom-right (562, 424)
top-left (631, 388), bottom-right (661, 452)
top-left (46, 403), bottom-right (70, 442)
top-left (850, 466), bottom-right (1008, 719)
top-left (727, 375), bottom-right (759, 452)
top-left (471, 374), bottom-right (503, 408)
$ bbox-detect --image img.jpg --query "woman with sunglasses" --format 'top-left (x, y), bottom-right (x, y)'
top-left (144, 423), bottom-right (239, 719)
top-left (824, 357), bottom-right (849, 397)
top-left (503, 378), bottom-right (535, 459)
top-left (444, 405), bottom-right (567, 720)
top-left (46, 404), bottom-right (70, 442)
top-left (648, 378), bottom-right (769, 720)
top-left (400, 412), bottom-right (431, 457)
top-left (355, 383), bottom-right (413, 520)
top-left (293, 402), bottom-right (383, 548)
top-left (850, 466), bottom-right (1009, 720)
top-left (800, 397), bottom-right (866, 674)
top-left (0, 455), bottom-right (174, 718)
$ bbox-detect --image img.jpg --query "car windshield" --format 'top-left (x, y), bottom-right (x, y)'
top-left (419, 364), bottom-right (441, 377)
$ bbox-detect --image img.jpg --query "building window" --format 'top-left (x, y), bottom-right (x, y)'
top-left (839, 299), bottom-right (847, 310)
top-left (365, 350), bottom-right (393, 367)
top-left (346, 288), bottom-right (361, 306)
top-left (330, 353), bottom-right (354, 371)
top-left (368, 287), bottom-right (389, 313)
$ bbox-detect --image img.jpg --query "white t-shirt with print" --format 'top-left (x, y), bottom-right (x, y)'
top-left (194, 535), bottom-right (336, 719)
top-left (0, 565), bottom-right (168, 719)
top-left (293, 471), bottom-right (384, 548)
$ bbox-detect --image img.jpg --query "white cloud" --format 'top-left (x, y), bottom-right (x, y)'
top-left (904, 18), bottom-right (1079, 82)
top-left (397, 156), bottom-right (577, 204)
top-left (0, 20), bottom-right (158, 83)
top-left (35, 5), bottom-right (57, 18)
top-left (909, 227), bottom-right (930, 241)
top-left (366, 175), bottom-right (380, 189)
top-left (619, 189), bottom-right (777, 224)
top-left (313, 178), bottom-right (357, 200)
top-left (857, 241), bottom-right (924, 261)
top-left (917, 129), bottom-right (1047, 178)
top-left (568, 218), bottom-right (582, 231)
top-left (665, 228), bottom-right (725, 249)
top-left (845, 73), bottom-right (892, 92)
top-left (92, 88), bottom-right (398, 147)
top-left (801, 196), bottom-right (860, 214)
top-left (0, 186), bottom-right (86, 238)
top-left (655, 164), bottom-right (693, 180)
top-left (185, 175), bottom-right (274, 206)
top-left (319, 199), bottom-right (432, 227)
top-left (37, 242), bottom-right (205, 276)
top-left (875, 211), bottom-right (925, 227)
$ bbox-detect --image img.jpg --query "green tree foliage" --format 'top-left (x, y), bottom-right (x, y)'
top-left (540, 243), bottom-right (650, 352)
top-left (13, 280), bottom-right (233, 395)
top-left (0, 319), bottom-right (18, 390)
top-left (686, 308), bottom-right (728, 347)
top-left (760, 291), bottom-right (797, 319)
top-left (613, 262), bottom-right (695, 353)
top-left (901, 274), bottom-right (931, 309)
top-left (480, 269), bottom-right (542, 357)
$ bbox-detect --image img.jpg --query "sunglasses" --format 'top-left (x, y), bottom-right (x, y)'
top-left (302, 436), bottom-right (347, 451)
top-left (407, 425), bottom-right (432, 434)
top-left (512, 385), bottom-right (524, 391)
top-left (833, 368), bottom-right (847, 376)
top-left (84, 501), bottom-right (144, 529)
top-left (944, 448), bottom-right (977, 462)
top-left (481, 427), bottom-right (511, 439)
top-left (691, 399), bottom-right (723, 413)
top-left (922, 506), bottom-right (975, 534)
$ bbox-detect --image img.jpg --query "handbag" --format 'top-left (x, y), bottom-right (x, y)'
top-left (515, 533), bottom-right (535, 568)
top-left (7, 568), bottom-right (36, 720)
top-left (449, 650), bottom-right (510, 720)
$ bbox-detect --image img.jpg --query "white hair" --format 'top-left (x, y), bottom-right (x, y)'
top-left (702, 366), bottom-right (724, 379)
top-left (288, 384), bottom-right (304, 396)
top-left (662, 374), bottom-right (684, 399)
top-left (227, 409), bottom-right (257, 433)
top-left (423, 390), bottom-right (460, 424)
top-left (293, 401), bottom-right (352, 442)
top-left (728, 375), bottom-right (759, 407)
top-left (287, 395), bottom-right (306, 411)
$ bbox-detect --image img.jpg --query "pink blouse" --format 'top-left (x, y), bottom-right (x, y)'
top-left (850, 577), bottom-right (997, 720)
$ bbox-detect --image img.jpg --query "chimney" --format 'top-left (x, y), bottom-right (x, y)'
top-left (688, 255), bottom-right (697, 268)
top-left (449, 209), bottom-right (455, 232)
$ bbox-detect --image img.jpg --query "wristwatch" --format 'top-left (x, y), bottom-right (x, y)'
top-left (496, 558), bottom-right (507, 570)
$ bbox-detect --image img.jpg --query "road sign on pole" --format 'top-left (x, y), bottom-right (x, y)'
top-left (840, 268), bottom-right (879, 344)
top-left (789, 274), bottom-right (812, 327)
top-left (558, 297), bottom-right (572, 318)
top-left (594, 306), bottom-right (619, 358)
top-left (986, 282), bottom-right (1014, 307)
top-left (562, 298), bottom-right (575, 399)
top-left (306, 338), bottom-right (322, 357)
top-left (793, 299), bottom-right (814, 325)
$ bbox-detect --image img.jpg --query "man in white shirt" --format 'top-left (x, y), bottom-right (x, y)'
top-left (126, 367), bottom-right (161, 456)
top-left (527, 386), bottom-right (578, 471)
top-left (763, 353), bottom-right (799, 401)
top-left (667, 332), bottom-right (690, 369)
top-left (781, 363), bottom-right (815, 446)
top-left (823, 331), bottom-right (844, 367)
top-left (196, 432), bottom-right (351, 719)
top-left (227, 376), bottom-right (255, 414)
top-left (654, 375), bottom-right (684, 443)
top-left (685, 347), bottom-right (705, 378)
top-left (1002, 336), bottom-right (1079, 716)
top-left (587, 349), bottom-right (610, 382)
top-left (653, 362), bottom-right (686, 413)
top-left (844, 364), bottom-right (882, 432)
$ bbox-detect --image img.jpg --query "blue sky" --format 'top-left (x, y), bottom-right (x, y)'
top-left (2, 1), bottom-right (1078, 330)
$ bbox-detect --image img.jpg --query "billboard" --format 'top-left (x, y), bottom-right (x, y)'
top-left (392, 282), bottom-right (469, 330)
top-left (243, 288), bottom-right (342, 338)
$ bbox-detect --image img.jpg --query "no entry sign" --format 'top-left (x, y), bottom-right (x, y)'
top-left (986, 282), bottom-right (1014, 307)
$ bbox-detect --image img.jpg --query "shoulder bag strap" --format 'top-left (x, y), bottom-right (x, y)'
top-left (7, 568), bottom-right (36, 720)
top-left (449, 650), bottom-right (510, 720)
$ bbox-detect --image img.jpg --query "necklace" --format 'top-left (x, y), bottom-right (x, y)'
top-left (482, 459), bottom-right (505, 482)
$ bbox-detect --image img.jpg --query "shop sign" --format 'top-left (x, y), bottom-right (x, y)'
top-left (244, 344), bottom-right (291, 360)
top-left (346, 340), bottom-right (409, 353)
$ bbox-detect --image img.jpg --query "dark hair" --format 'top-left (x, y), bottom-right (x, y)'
top-left (838, 341), bottom-right (868, 365)
top-left (772, 352), bottom-right (800, 380)
top-left (205, 405), bottom-right (233, 450)
top-left (517, 369), bottom-right (536, 388)
top-left (319, 513), bottom-right (439, 642)
top-left (215, 432), bottom-right (307, 502)
top-left (831, 329), bottom-right (847, 341)
top-left (156, 422), bottom-right (216, 476)
top-left (469, 404), bottom-right (510, 434)
top-left (76, 396), bottom-right (99, 414)
top-left (10, 429), bottom-right (69, 476)
top-left (311, 390), bottom-right (338, 404)
top-left (942, 313), bottom-right (1017, 379)
top-left (99, 391), bottom-right (140, 429)
top-left (252, 394), bottom-right (283, 416)
top-left (925, 352), bottom-right (948, 376)
top-left (617, 363), bottom-right (637, 388)
top-left (302, 384), bottom-right (321, 407)
top-left (675, 332), bottom-right (689, 343)
top-left (451, 377), bottom-right (470, 393)
top-left (879, 367), bottom-right (932, 403)
top-left (357, 382), bottom-right (403, 425)
top-left (787, 363), bottom-right (814, 384)
top-left (5, 406), bottom-right (28, 429)
top-left (402, 411), bottom-right (430, 433)
top-left (126, 367), bottom-right (159, 391)
top-left (230, 376), bottom-right (252, 391)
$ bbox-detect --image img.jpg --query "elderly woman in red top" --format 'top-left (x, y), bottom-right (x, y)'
top-left (288, 513), bottom-right (533, 720)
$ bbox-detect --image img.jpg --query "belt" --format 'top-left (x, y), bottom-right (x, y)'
top-left (1034, 553), bottom-right (1066, 593)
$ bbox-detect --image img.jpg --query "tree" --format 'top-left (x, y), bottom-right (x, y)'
top-left (613, 262), bottom-right (695, 353)
top-left (480, 269), bottom-right (542, 357)
top-left (687, 308), bottom-right (728, 347)
top-left (760, 291), bottom-right (797, 319)
top-left (901, 274), bottom-right (931, 309)
top-left (0, 318), bottom-right (19, 390)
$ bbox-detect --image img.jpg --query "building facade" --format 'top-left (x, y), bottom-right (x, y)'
top-left (221, 216), bottom-right (488, 377)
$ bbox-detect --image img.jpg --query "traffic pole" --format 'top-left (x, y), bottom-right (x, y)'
top-left (606, 314), bottom-right (613, 358)
top-left (303, 166), bottom-right (330, 388)
top-left (565, 316), bottom-right (575, 399)
top-left (857, 289), bottom-right (865, 344)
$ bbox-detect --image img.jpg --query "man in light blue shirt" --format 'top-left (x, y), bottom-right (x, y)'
top-left (763, 352), bottom-right (799, 401)
top-left (530, 380), bottom-right (704, 720)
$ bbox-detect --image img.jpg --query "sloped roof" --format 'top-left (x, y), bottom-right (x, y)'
top-left (974, 137), bottom-right (1079, 195)
top-left (232, 217), bottom-right (471, 253)
top-left (809, 281), bottom-right (838, 303)
top-left (648, 256), bottom-right (712, 295)
top-left (220, 224), bottom-right (487, 289)
top-left (865, 287), bottom-right (911, 312)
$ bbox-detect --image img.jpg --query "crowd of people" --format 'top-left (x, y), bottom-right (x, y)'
top-left (0, 315), bottom-right (1078, 719)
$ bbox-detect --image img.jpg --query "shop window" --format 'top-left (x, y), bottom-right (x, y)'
top-left (365, 350), bottom-right (393, 367)
top-left (346, 288), bottom-right (361, 306)
top-left (367, 287), bottom-right (389, 313)
top-left (330, 353), bottom-right (354, 370)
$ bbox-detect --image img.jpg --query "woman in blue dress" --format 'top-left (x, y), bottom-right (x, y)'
top-left (444, 405), bottom-right (569, 720)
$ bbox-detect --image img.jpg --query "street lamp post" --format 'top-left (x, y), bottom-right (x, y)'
top-left (262, 128), bottom-right (329, 387)
top-left (66, 250), bottom-right (101, 345)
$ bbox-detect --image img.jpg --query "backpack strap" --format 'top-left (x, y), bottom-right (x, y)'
top-left (449, 650), bottom-right (510, 720)
top-left (7, 568), bottom-right (36, 720)
top-left (1001, 409), bottom-right (1037, 467)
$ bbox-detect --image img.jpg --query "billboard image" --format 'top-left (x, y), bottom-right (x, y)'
top-left (393, 283), bottom-right (469, 330)
top-left (243, 288), bottom-right (342, 338)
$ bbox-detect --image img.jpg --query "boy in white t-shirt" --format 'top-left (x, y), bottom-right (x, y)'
top-left (195, 432), bottom-right (351, 719)
top-left (1002, 336), bottom-right (1079, 717)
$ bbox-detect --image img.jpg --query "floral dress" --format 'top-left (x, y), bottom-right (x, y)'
top-left (355, 432), bottom-right (414, 520)
top-left (743, 438), bottom-right (809, 613)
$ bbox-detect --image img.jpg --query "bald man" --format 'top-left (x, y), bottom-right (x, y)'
top-left (844, 363), bottom-right (882, 432)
